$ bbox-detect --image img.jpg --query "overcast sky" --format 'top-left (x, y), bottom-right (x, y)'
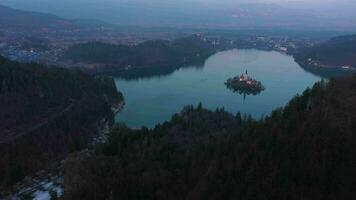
top-left (0, 0), bottom-right (355, 30)
top-left (0, 0), bottom-right (351, 6)
top-left (0, 0), bottom-right (354, 9)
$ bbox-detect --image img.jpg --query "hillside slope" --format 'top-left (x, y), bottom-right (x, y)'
top-left (0, 56), bottom-right (123, 192)
top-left (295, 35), bottom-right (356, 69)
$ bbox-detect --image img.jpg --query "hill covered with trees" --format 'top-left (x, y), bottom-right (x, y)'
top-left (0, 56), bottom-right (123, 192)
top-left (64, 75), bottom-right (356, 200)
top-left (294, 35), bottom-right (356, 70)
top-left (64, 35), bottom-right (218, 73)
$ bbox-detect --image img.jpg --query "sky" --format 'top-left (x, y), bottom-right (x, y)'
top-left (0, 0), bottom-right (352, 8)
top-left (0, 0), bottom-right (355, 30)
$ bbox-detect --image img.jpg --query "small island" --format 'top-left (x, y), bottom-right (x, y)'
top-left (225, 71), bottom-right (265, 95)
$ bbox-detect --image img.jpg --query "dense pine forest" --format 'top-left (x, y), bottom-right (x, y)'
top-left (0, 56), bottom-right (123, 192)
top-left (63, 75), bottom-right (356, 200)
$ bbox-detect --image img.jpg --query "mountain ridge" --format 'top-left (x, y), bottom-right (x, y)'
top-left (1, 2), bottom-right (354, 31)
top-left (0, 4), bottom-right (114, 31)
top-left (0, 4), bottom-right (76, 30)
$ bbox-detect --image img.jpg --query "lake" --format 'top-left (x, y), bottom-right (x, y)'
top-left (114, 49), bottom-right (320, 128)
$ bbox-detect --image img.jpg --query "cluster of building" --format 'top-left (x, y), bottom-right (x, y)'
top-left (225, 70), bottom-right (265, 95)
top-left (0, 28), bottom-right (322, 71)
top-left (238, 73), bottom-right (259, 85)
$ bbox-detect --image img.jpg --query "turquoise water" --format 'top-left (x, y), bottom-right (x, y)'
top-left (114, 49), bottom-right (320, 128)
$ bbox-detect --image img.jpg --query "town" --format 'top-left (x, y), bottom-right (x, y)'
top-left (0, 27), bottom-right (322, 69)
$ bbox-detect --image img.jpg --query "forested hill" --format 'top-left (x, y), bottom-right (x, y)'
top-left (294, 34), bottom-right (356, 69)
top-left (64, 35), bottom-right (217, 73)
top-left (64, 75), bottom-right (356, 200)
top-left (0, 56), bottom-right (123, 192)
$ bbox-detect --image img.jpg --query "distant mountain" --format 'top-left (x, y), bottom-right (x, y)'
top-left (2, 1), bottom-right (356, 31)
top-left (0, 4), bottom-right (113, 31)
top-left (294, 35), bottom-right (356, 71)
top-left (0, 4), bottom-right (76, 30)
top-left (1, 1), bottom-right (353, 31)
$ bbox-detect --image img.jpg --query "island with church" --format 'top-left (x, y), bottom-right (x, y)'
top-left (225, 70), bottom-right (265, 95)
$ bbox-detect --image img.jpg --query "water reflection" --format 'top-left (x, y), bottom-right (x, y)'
top-left (105, 56), bottom-right (209, 80)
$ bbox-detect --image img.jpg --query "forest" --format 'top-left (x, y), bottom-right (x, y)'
top-left (294, 34), bottom-right (356, 68)
top-left (0, 56), bottom-right (123, 193)
top-left (63, 75), bottom-right (356, 200)
top-left (64, 35), bottom-right (217, 72)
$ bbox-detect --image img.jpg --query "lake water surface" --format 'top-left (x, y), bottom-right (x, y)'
top-left (114, 49), bottom-right (320, 128)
